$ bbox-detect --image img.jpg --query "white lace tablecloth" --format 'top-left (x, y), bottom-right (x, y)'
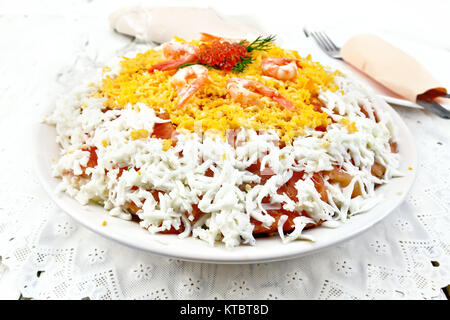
top-left (1, 0), bottom-right (449, 300)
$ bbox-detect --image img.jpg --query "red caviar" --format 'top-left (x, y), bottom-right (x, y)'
top-left (197, 40), bottom-right (249, 71)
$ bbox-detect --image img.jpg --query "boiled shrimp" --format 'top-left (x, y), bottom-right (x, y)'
top-left (261, 58), bottom-right (299, 81)
top-left (171, 65), bottom-right (209, 106)
top-left (226, 78), bottom-right (295, 110)
top-left (149, 42), bottom-right (200, 72)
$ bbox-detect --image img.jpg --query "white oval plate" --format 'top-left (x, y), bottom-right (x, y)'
top-left (34, 87), bottom-right (417, 265)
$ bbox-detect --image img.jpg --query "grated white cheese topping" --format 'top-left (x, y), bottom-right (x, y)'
top-left (46, 70), bottom-right (401, 248)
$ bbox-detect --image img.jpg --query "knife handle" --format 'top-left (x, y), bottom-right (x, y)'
top-left (417, 88), bottom-right (450, 119)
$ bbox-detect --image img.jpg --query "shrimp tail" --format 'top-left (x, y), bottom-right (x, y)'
top-left (148, 56), bottom-right (197, 73)
top-left (200, 32), bottom-right (222, 42)
top-left (176, 76), bottom-right (209, 106)
top-left (200, 33), bottom-right (243, 44)
top-left (177, 84), bottom-right (199, 106)
top-left (254, 83), bottom-right (296, 111)
top-left (273, 96), bottom-right (296, 111)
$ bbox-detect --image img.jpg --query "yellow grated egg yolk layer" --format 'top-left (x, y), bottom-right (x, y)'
top-left (97, 40), bottom-right (339, 144)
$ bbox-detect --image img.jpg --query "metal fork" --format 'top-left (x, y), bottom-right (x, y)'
top-left (303, 27), bottom-right (342, 59)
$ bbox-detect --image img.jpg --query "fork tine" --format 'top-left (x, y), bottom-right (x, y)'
top-left (310, 32), bottom-right (329, 53)
top-left (307, 28), bottom-right (342, 59)
top-left (309, 32), bottom-right (322, 49)
top-left (314, 32), bottom-right (333, 52)
top-left (318, 31), bottom-right (340, 51)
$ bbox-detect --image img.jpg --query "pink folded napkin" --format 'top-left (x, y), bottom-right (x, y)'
top-left (341, 34), bottom-right (447, 102)
top-left (109, 6), bottom-right (259, 43)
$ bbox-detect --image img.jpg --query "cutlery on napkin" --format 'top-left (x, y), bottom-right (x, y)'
top-left (109, 6), bottom-right (260, 44)
top-left (340, 34), bottom-right (450, 118)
